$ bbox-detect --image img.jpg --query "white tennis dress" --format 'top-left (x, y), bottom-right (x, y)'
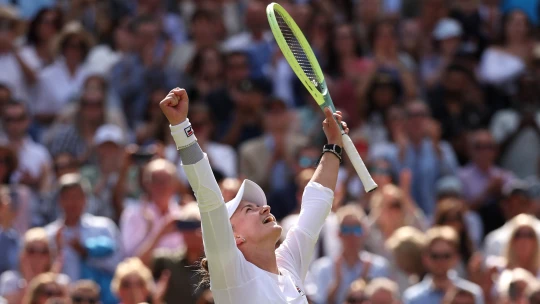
top-left (183, 155), bottom-right (333, 304)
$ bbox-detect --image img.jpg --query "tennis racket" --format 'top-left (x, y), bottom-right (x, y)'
top-left (267, 2), bottom-right (377, 193)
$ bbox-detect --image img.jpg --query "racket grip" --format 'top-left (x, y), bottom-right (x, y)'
top-left (342, 134), bottom-right (378, 193)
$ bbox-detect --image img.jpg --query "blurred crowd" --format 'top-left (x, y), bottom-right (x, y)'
top-left (1, 0), bottom-right (540, 304)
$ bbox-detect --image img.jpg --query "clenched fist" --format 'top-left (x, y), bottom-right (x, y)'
top-left (159, 88), bottom-right (189, 125)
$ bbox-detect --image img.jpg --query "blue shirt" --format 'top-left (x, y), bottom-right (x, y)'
top-left (0, 228), bottom-right (19, 275)
top-left (403, 272), bottom-right (484, 304)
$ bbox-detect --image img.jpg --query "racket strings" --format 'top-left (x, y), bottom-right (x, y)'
top-left (275, 10), bottom-right (319, 87)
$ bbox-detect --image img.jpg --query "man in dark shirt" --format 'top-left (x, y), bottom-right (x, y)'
top-left (151, 202), bottom-right (207, 304)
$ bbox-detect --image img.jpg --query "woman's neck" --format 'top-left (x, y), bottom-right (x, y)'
top-left (242, 244), bottom-right (279, 275)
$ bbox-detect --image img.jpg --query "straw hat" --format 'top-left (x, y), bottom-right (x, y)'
top-left (52, 21), bottom-right (94, 57)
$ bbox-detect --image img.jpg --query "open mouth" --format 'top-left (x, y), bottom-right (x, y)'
top-left (262, 215), bottom-right (276, 224)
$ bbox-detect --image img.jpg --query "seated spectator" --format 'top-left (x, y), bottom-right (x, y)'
top-left (2, 101), bottom-right (53, 194)
top-left (111, 257), bottom-right (167, 304)
top-left (34, 21), bottom-right (93, 124)
top-left (496, 268), bottom-right (536, 304)
top-left (22, 272), bottom-right (69, 304)
top-left (442, 287), bottom-right (476, 304)
top-left (486, 216), bottom-right (540, 278)
top-left (69, 280), bottom-right (100, 304)
top-left (0, 186), bottom-right (19, 275)
top-left (150, 202), bottom-right (207, 304)
top-left (403, 226), bottom-right (484, 304)
top-left (366, 184), bottom-right (426, 260)
top-left (308, 205), bottom-right (390, 304)
top-left (373, 101), bottom-right (458, 216)
top-left (80, 124), bottom-right (127, 222)
top-left (0, 6), bottom-right (39, 104)
top-left (45, 173), bottom-right (123, 303)
top-left (385, 226), bottom-right (427, 293)
top-left (483, 181), bottom-right (537, 257)
top-left (433, 198), bottom-right (475, 277)
top-left (239, 98), bottom-right (307, 220)
top-left (342, 279), bottom-right (367, 304)
top-left (364, 278), bottom-right (400, 304)
top-left (458, 129), bottom-right (514, 234)
top-left (120, 159), bottom-right (183, 257)
top-left (0, 227), bottom-right (67, 304)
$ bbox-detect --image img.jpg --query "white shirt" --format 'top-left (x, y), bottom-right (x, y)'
top-left (183, 155), bottom-right (334, 304)
top-left (34, 58), bottom-right (89, 115)
top-left (0, 50), bottom-right (40, 102)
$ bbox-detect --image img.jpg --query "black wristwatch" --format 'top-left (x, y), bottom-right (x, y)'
top-left (319, 144), bottom-right (343, 164)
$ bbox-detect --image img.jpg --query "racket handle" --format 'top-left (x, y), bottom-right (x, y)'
top-left (342, 134), bottom-right (378, 193)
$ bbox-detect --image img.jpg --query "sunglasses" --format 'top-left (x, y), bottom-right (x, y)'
top-left (72, 296), bottom-right (99, 304)
top-left (26, 246), bottom-right (49, 255)
top-left (120, 280), bottom-right (144, 289)
top-left (429, 251), bottom-right (453, 261)
top-left (514, 231), bottom-right (536, 239)
top-left (341, 225), bottom-right (363, 237)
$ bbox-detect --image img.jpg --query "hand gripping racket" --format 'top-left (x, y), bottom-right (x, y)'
top-left (267, 2), bottom-right (377, 192)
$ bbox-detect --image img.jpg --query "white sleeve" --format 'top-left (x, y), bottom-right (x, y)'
top-left (276, 182), bottom-right (333, 281)
top-left (182, 155), bottom-right (254, 290)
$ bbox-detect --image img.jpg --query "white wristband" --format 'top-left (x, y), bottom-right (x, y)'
top-left (170, 119), bottom-right (197, 150)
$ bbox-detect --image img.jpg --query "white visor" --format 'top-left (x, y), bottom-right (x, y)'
top-left (226, 179), bottom-right (267, 218)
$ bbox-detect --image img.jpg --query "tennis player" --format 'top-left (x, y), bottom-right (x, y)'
top-left (160, 87), bottom-right (348, 303)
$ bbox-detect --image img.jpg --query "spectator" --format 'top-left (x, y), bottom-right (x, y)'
top-left (458, 129), bottom-right (514, 234)
top-left (0, 227), bottom-right (67, 304)
top-left (239, 98), bottom-right (307, 219)
top-left (483, 181), bottom-right (537, 257)
top-left (364, 278), bottom-right (400, 304)
top-left (366, 184), bottom-right (427, 260)
top-left (308, 205), bottom-right (390, 304)
top-left (22, 272), bottom-right (68, 304)
top-left (35, 21), bottom-right (93, 123)
top-left (433, 198), bottom-right (475, 276)
top-left (0, 186), bottom-right (19, 275)
top-left (376, 101), bottom-right (459, 216)
top-left (385, 226), bottom-right (427, 294)
top-left (111, 257), bottom-right (167, 304)
top-left (2, 101), bottom-right (53, 194)
top-left (22, 7), bottom-right (64, 70)
top-left (45, 173), bottom-right (123, 303)
top-left (80, 124), bottom-right (126, 221)
top-left (69, 280), bottom-right (101, 304)
top-left (150, 202), bottom-right (207, 304)
top-left (119, 159), bottom-right (183, 257)
top-left (0, 6), bottom-right (39, 103)
top-left (490, 72), bottom-right (540, 179)
top-left (403, 226), bottom-right (484, 304)
top-left (342, 279), bottom-right (367, 304)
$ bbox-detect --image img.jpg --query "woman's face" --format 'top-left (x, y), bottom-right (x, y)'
top-left (230, 201), bottom-right (281, 248)
top-left (25, 240), bottom-right (51, 273)
top-left (36, 283), bottom-right (64, 304)
top-left (334, 24), bottom-right (356, 57)
top-left (512, 226), bottom-right (537, 263)
top-left (118, 273), bottom-right (149, 304)
top-left (38, 11), bottom-right (60, 42)
top-left (505, 11), bottom-right (529, 42)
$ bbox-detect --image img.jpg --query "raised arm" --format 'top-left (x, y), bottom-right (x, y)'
top-left (159, 88), bottom-right (248, 290)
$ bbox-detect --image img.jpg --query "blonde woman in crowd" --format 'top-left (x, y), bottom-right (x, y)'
top-left (111, 258), bottom-right (168, 304)
top-left (0, 228), bottom-right (66, 304)
top-left (366, 184), bottom-right (427, 260)
top-left (22, 272), bottom-right (68, 304)
top-left (385, 226), bottom-right (427, 293)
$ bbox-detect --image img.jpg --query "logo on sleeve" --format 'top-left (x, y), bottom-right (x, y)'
top-left (184, 125), bottom-right (194, 137)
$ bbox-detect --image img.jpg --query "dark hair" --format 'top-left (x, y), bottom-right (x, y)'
top-left (498, 9), bottom-right (533, 46)
top-left (26, 8), bottom-right (63, 46)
